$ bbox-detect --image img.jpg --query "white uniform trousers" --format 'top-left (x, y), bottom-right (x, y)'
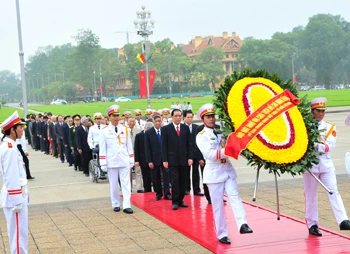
top-left (207, 177), bottom-right (247, 239)
top-left (345, 151), bottom-right (350, 176)
top-left (303, 171), bottom-right (348, 228)
top-left (108, 167), bottom-right (131, 209)
top-left (3, 206), bottom-right (28, 254)
top-left (134, 166), bottom-right (144, 190)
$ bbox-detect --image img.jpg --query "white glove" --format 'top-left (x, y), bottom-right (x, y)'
top-left (314, 143), bottom-right (319, 151)
top-left (13, 204), bottom-right (22, 213)
top-left (100, 165), bottom-right (107, 172)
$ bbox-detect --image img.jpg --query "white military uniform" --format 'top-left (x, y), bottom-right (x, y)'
top-left (99, 123), bottom-right (134, 209)
top-left (87, 124), bottom-right (104, 149)
top-left (0, 137), bottom-right (29, 254)
top-left (135, 119), bottom-right (146, 130)
top-left (303, 120), bottom-right (349, 228)
top-left (162, 117), bottom-right (170, 126)
top-left (196, 126), bottom-right (247, 239)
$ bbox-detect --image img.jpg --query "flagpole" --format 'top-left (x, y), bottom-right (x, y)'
top-left (144, 50), bottom-right (151, 108)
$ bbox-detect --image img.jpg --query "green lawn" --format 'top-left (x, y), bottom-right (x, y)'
top-left (0, 107), bottom-right (24, 122)
top-left (0, 89), bottom-right (349, 122)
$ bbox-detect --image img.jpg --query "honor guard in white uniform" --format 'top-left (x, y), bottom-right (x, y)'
top-left (162, 108), bottom-right (171, 126)
top-left (0, 111), bottom-right (29, 254)
top-left (87, 112), bottom-right (104, 150)
top-left (345, 112), bottom-right (350, 176)
top-left (134, 109), bottom-right (145, 130)
top-left (99, 105), bottom-right (134, 214)
top-left (196, 104), bottom-right (253, 244)
top-left (123, 111), bottom-right (133, 127)
top-left (304, 98), bottom-right (350, 236)
top-left (145, 108), bottom-right (153, 121)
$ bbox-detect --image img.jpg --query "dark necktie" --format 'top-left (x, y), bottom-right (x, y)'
top-left (98, 125), bottom-right (100, 130)
top-left (157, 130), bottom-right (161, 141)
top-left (176, 126), bottom-right (180, 137)
top-left (115, 126), bottom-right (118, 133)
top-left (138, 120), bottom-right (140, 125)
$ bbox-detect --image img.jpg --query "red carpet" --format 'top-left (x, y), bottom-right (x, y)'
top-left (131, 193), bottom-right (350, 253)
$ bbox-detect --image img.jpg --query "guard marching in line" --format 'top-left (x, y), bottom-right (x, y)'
top-left (304, 97), bottom-right (350, 236)
top-left (0, 111), bottom-right (29, 254)
top-left (99, 105), bottom-right (134, 214)
top-left (196, 104), bottom-right (253, 244)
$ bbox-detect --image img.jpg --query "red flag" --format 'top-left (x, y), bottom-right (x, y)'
top-left (99, 83), bottom-right (102, 94)
top-left (138, 70), bottom-right (156, 99)
top-left (293, 74), bottom-right (297, 83)
top-left (138, 70), bottom-right (146, 99)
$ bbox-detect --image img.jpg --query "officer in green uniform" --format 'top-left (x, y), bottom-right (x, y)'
top-left (69, 114), bottom-right (82, 171)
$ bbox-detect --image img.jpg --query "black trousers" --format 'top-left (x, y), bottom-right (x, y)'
top-left (58, 141), bottom-right (65, 162)
top-left (187, 159), bottom-right (200, 193)
top-left (150, 165), bottom-right (171, 198)
top-left (43, 138), bottom-right (49, 154)
top-left (169, 165), bottom-right (187, 205)
top-left (30, 135), bottom-right (35, 149)
top-left (40, 137), bottom-right (44, 151)
top-left (73, 148), bottom-right (82, 170)
top-left (200, 164), bottom-right (210, 201)
top-left (17, 144), bottom-right (32, 179)
top-left (81, 152), bottom-right (92, 174)
top-left (35, 136), bottom-right (40, 150)
top-left (65, 146), bottom-right (74, 164)
top-left (51, 139), bottom-right (58, 157)
top-left (140, 166), bottom-right (152, 192)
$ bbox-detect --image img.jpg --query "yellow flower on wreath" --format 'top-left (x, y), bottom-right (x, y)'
top-left (227, 77), bottom-right (308, 164)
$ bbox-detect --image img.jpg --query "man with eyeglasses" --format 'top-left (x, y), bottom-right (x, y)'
top-left (304, 97), bottom-right (350, 236)
top-left (99, 105), bottom-right (134, 214)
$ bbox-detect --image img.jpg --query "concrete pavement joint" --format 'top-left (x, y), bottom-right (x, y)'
top-left (29, 229), bottom-right (41, 254)
top-left (44, 210), bottom-right (76, 253)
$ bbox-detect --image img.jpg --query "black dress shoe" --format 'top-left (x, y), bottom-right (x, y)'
top-left (113, 207), bottom-right (120, 212)
top-left (156, 196), bottom-right (162, 201)
top-left (27, 176), bottom-right (35, 180)
top-left (61, 160), bottom-right (65, 163)
top-left (179, 203), bottom-right (188, 208)
top-left (164, 195), bottom-right (172, 200)
top-left (68, 163), bottom-right (73, 167)
top-left (184, 191), bottom-right (190, 195)
top-left (194, 192), bottom-right (204, 196)
top-left (172, 204), bottom-right (179, 210)
top-left (219, 236), bottom-right (231, 244)
top-left (340, 220), bottom-right (350, 230)
top-left (74, 167), bottom-right (77, 171)
top-left (137, 190), bottom-right (144, 193)
top-left (309, 225), bottom-right (322, 236)
top-left (123, 208), bottom-right (133, 214)
top-left (85, 173), bottom-right (89, 177)
top-left (240, 224), bottom-right (253, 234)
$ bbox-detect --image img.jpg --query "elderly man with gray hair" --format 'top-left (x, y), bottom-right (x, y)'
top-left (134, 122), bottom-right (153, 193)
top-left (75, 116), bottom-right (92, 176)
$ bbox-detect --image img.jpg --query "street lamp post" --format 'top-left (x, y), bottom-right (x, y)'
top-left (15, 0), bottom-right (28, 116)
top-left (134, 6), bottom-right (155, 109)
top-left (99, 60), bottom-right (103, 101)
top-left (93, 71), bottom-right (96, 99)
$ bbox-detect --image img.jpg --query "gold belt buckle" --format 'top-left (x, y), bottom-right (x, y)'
top-left (221, 159), bottom-right (226, 164)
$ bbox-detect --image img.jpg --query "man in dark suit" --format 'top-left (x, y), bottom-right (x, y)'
top-left (162, 109), bottom-right (193, 210)
top-left (49, 115), bottom-right (58, 158)
top-left (76, 116), bottom-right (92, 176)
top-left (55, 115), bottom-right (65, 163)
top-left (145, 116), bottom-right (171, 200)
top-left (41, 116), bottom-right (49, 154)
top-left (134, 122), bottom-right (153, 193)
top-left (34, 115), bottom-right (41, 151)
top-left (29, 115), bottom-right (36, 149)
top-left (38, 114), bottom-right (44, 152)
top-left (69, 114), bottom-right (82, 171)
top-left (183, 110), bottom-right (204, 196)
top-left (63, 116), bottom-right (74, 167)
top-left (25, 114), bottom-right (31, 147)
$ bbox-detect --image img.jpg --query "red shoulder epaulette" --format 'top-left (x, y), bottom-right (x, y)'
top-left (7, 142), bottom-right (13, 148)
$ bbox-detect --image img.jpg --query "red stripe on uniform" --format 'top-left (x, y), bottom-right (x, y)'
top-left (9, 192), bottom-right (22, 195)
top-left (218, 150), bottom-right (220, 159)
top-left (99, 156), bottom-right (106, 159)
top-left (129, 154), bottom-right (134, 157)
top-left (8, 189), bottom-right (22, 193)
top-left (325, 144), bottom-right (329, 153)
top-left (16, 212), bottom-right (19, 254)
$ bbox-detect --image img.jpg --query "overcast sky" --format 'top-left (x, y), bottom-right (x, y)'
top-left (1, 0), bottom-right (350, 73)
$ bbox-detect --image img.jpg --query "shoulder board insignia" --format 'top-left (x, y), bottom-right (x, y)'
top-left (7, 143), bottom-right (13, 148)
top-left (326, 121), bottom-right (334, 126)
top-left (199, 130), bottom-right (205, 134)
top-left (102, 125), bottom-right (108, 129)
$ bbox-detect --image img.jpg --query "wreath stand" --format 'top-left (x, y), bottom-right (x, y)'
top-left (252, 167), bottom-right (333, 220)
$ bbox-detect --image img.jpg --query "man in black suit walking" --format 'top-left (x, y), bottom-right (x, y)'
top-left (76, 117), bottom-right (92, 176)
top-left (41, 116), bottom-right (49, 154)
top-left (134, 122), bottom-right (153, 193)
top-left (55, 115), bottom-right (65, 163)
top-left (162, 109), bottom-right (193, 210)
top-left (145, 116), bottom-right (171, 200)
top-left (63, 116), bottom-right (74, 167)
top-left (183, 111), bottom-right (204, 196)
top-left (49, 116), bottom-right (58, 157)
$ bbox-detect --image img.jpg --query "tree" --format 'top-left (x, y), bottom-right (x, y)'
top-left (195, 47), bottom-right (225, 90)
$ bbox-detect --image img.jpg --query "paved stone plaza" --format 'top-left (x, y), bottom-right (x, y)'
top-left (0, 107), bottom-right (349, 253)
